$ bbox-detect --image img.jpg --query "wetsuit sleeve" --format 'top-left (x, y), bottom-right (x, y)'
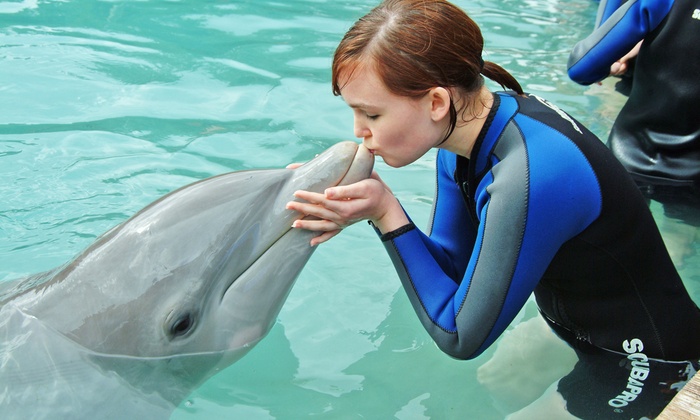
top-left (422, 150), bottom-right (477, 278)
top-left (568, 0), bottom-right (674, 85)
top-left (595, 0), bottom-right (626, 28)
top-left (379, 118), bottom-right (602, 360)
top-left (379, 151), bottom-right (476, 288)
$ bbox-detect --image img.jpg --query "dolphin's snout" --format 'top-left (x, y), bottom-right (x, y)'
top-left (293, 141), bottom-right (374, 190)
top-left (337, 143), bottom-right (374, 186)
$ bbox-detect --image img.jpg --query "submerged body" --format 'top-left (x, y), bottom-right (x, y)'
top-left (0, 141), bottom-right (373, 419)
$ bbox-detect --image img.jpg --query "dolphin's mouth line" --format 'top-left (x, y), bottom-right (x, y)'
top-left (218, 149), bottom-right (364, 303)
top-left (218, 226), bottom-right (293, 303)
top-left (218, 143), bottom-right (373, 305)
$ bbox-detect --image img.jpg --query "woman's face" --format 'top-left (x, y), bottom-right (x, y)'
top-left (339, 65), bottom-right (447, 168)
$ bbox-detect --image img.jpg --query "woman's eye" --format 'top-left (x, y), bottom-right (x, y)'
top-left (367, 114), bottom-right (379, 120)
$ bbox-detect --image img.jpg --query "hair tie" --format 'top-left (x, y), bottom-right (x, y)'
top-left (479, 57), bottom-right (485, 72)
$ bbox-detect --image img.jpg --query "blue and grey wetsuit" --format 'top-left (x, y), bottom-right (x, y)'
top-left (377, 91), bottom-right (700, 416)
top-left (594, 0), bottom-right (628, 27)
top-left (568, 0), bottom-right (700, 186)
top-left (380, 91), bottom-right (700, 362)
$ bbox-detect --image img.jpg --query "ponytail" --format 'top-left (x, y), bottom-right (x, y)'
top-left (482, 61), bottom-right (523, 95)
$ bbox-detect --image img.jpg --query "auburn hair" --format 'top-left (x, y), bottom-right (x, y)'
top-left (332, 0), bottom-right (523, 138)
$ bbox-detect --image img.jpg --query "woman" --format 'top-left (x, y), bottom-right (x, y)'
top-left (286, 0), bottom-right (700, 417)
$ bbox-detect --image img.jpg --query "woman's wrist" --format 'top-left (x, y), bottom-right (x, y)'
top-left (371, 195), bottom-right (409, 234)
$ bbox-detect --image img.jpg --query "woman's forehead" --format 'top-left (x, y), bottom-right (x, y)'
top-left (341, 71), bottom-right (394, 111)
top-left (337, 55), bottom-right (379, 88)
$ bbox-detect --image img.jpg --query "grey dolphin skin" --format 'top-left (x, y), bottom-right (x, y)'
top-left (0, 141), bottom-right (373, 419)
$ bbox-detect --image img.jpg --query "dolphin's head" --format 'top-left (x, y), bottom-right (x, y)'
top-left (24, 142), bottom-right (373, 366)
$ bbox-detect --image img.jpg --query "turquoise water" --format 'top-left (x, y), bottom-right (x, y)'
top-left (1, 0), bottom-right (698, 418)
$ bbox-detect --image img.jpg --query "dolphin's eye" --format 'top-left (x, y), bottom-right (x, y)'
top-left (172, 315), bottom-right (192, 335)
top-left (167, 312), bottom-right (195, 338)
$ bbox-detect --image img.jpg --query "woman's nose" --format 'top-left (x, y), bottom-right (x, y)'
top-left (354, 121), bottom-right (370, 139)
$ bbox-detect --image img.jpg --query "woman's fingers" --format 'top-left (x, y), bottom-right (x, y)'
top-left (292, 217), bottom-right (342, 232)
top-left (285, 199), bottom-right (342, 246)
top-left (310, 229), bottom-right (341, 246)
top-left (292, 189), bottom-right (325, 204)
top-left (285, 177), bottom-right (389, 245)
top-left (287, 198), bottom-right (344, 226)
top-left (325, 178), bottom-right (380, 201)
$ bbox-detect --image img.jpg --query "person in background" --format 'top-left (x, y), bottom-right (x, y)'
top-left (568, 0), bottom-right (700, 268)
top-left (287, 0), bottom-right (700, 417)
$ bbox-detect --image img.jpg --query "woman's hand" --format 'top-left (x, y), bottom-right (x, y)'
top-left (610, 41), bottom-right (642, 77)
top-left (285, 171), bottom-right (409, 246)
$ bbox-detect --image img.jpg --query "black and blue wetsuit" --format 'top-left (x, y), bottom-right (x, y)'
top-left (377, 91), bottom-right (700, 417)
top-left (568, 0), bottom-right (700, 190)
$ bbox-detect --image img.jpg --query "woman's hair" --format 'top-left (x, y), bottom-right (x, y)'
top-left (332, 0), bottom-right (523, 139)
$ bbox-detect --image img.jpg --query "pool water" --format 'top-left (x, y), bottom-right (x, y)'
top-left (1, 0), bottom-right (698, 418)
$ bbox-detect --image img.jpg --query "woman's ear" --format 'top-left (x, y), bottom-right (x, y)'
top-left (428, 87), bottom-right (451, 122)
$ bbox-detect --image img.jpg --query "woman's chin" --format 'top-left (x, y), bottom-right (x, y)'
top-left (379, 155), bottom-right (410, 168)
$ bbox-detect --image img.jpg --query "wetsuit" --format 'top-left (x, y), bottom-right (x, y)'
top-left (377, 91), bottom-right (700, 417)
top-left (595, 0), bottom-right (628, 27)
top-left (568, 0), bottom-right (700, 191)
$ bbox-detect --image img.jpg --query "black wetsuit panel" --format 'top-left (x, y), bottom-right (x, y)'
top-left (569, 0), bottom-right (700, 185)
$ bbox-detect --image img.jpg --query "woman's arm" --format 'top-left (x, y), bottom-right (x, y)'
top-left (384, 122), bottom-right (603, 360)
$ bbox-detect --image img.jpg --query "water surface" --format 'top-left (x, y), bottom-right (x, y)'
top-left (1, 0), bottom-right (697, 418)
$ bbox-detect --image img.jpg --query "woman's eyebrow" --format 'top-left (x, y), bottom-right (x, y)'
top-left (346, 101), bottom-right (375, 110)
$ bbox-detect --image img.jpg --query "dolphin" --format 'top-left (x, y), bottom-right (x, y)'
top-left (0, 141), bottom-right (373, 419)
